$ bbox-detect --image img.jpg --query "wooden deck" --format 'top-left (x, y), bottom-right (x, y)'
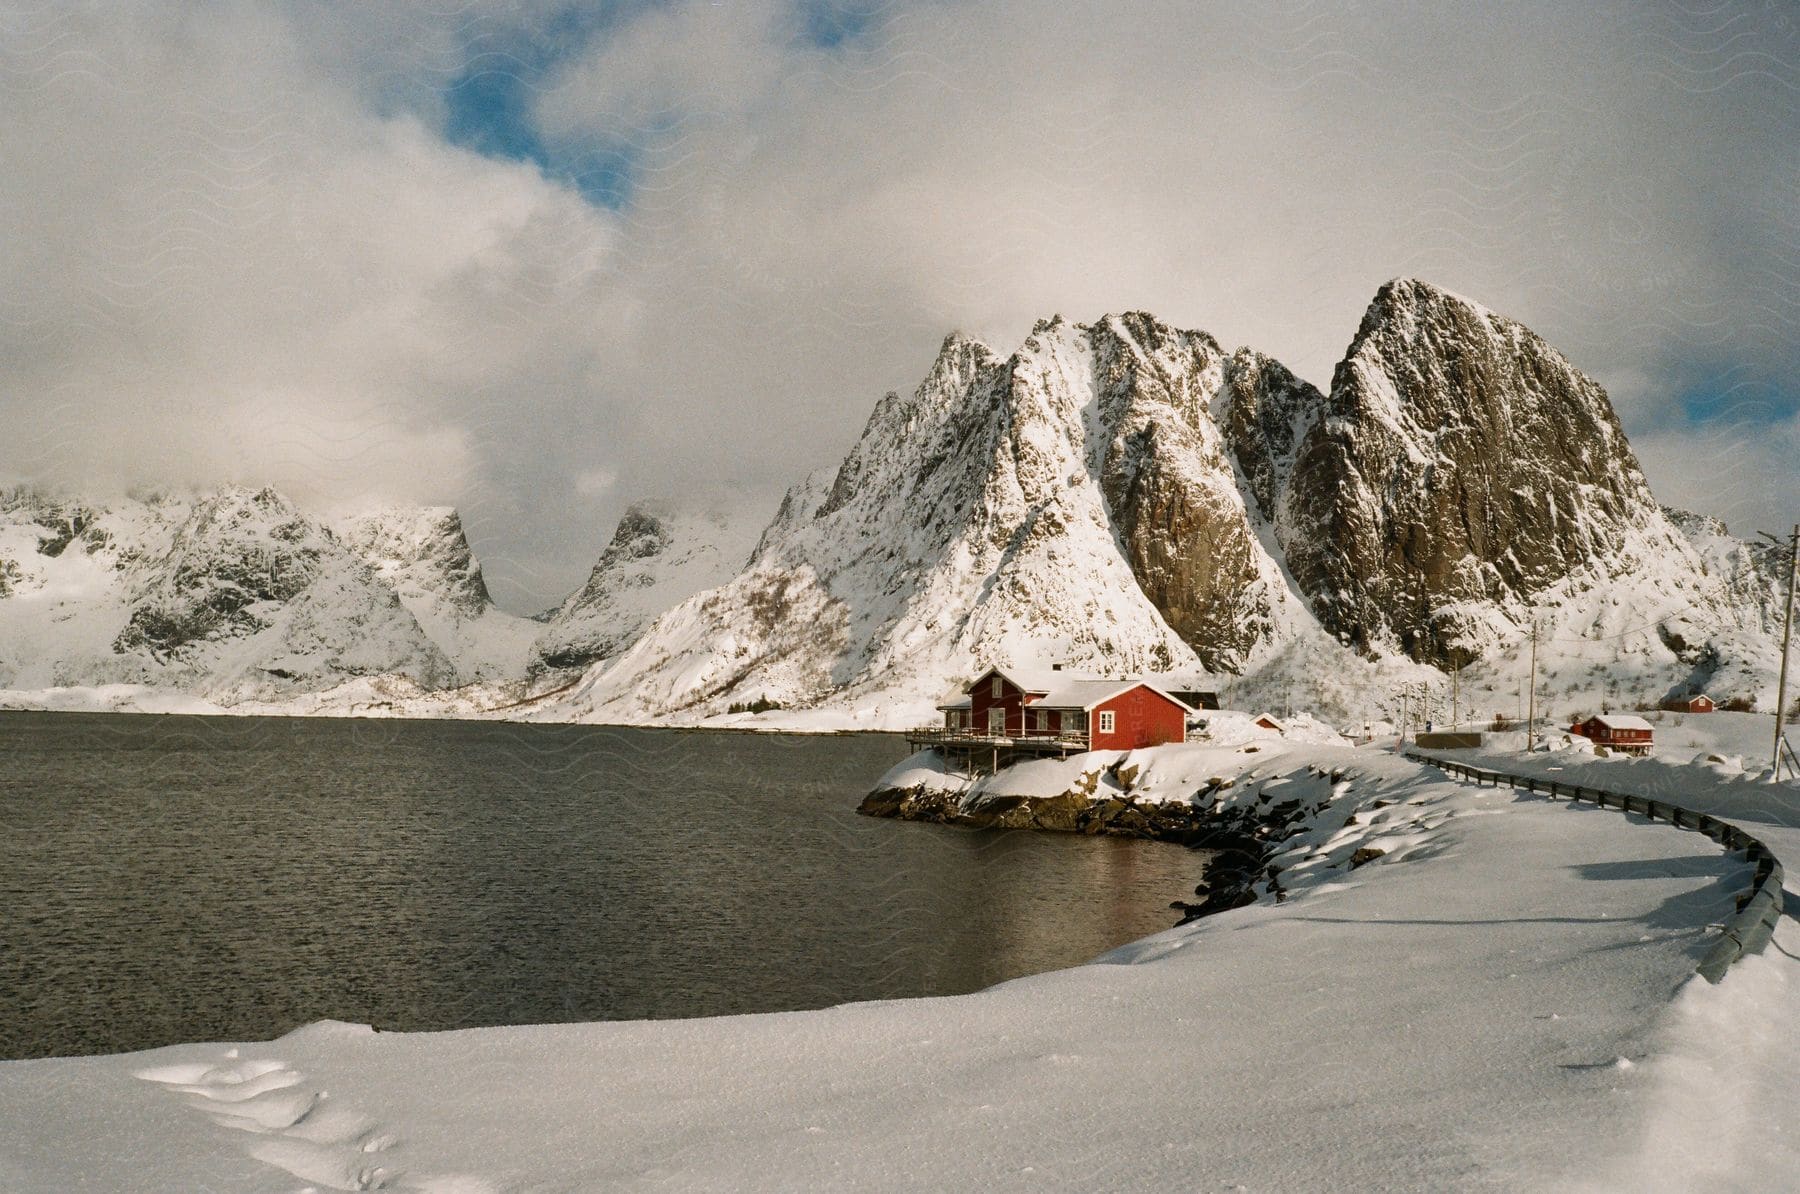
top-left (904, 726), bottom-right (1092, 770)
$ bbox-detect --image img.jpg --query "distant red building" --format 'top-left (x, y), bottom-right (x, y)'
top-left (1661, 693), bottom-right (1715, 714)
top-left (1570, 714), bottom-right (1655, 756)
top-left (932, 666), bottom-right (1193, 753)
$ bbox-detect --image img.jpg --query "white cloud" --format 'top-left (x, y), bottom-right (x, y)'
top-left (1, 1), bottom-right (1794, 610)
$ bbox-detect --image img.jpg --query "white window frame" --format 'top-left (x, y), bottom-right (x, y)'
top-left (1032, 708), bottom-right (1046, 732)
top-left (988, 707), bottom-right (1005, 735)
top-left (1098, 710), bottom-right (1115, 734)
top-left (992, 676), bottom-right (1002, 697)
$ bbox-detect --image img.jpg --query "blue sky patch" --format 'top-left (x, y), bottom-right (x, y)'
top-left (441, 2), bottom-right (668, 208)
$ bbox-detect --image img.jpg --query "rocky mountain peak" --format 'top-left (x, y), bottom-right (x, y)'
top-left (533, 502), bottom-right (763, 674)
top-left (1283, 279), bottom-right (1670, 665)
top-left (105, 487), bottom-right (453, 697)
top-left (335, 505), bottom-right (494, 620)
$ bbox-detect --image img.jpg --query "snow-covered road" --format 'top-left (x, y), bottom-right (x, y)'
top-left (3, 745), bottom-right (1791, 1191)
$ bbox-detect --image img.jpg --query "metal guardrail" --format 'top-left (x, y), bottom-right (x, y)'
top-left (1403, 749), bottom-right (1786, 984)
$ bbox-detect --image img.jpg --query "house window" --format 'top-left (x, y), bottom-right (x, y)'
top-left (1098, 710), bottom-right (1115, 734)
top-left (988, 707), bottom-right (1005, 734)
top-left (992, 676), bottom-right (1002, 698)
top-left (1032, 709), bottom-right (1046, 732)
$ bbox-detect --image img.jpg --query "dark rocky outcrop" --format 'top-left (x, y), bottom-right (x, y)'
top-left (1089, 315), bottom-right (1279, 672)
top-left (860, 759), bottom-right (1355, 925)
top-left (1220, 346), bottom-right (1327, 527)
top-left (1279, 278), bottom-right (1668, 667)
top-left (116, 489), bottom-right (325, 655)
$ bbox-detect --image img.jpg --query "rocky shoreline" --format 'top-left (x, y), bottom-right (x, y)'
top-left (858, 759), bottom-right (1366, 922)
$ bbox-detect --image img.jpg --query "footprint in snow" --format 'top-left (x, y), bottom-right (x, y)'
top-left (134, 1051), bottom-right (490, 1192)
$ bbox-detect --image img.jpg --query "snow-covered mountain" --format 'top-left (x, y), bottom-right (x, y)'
top-left (0, 487), bottom-right (564, 704)
top-left (3, 278), bottom-right (1787, 726)
top-left (545, 315), bottom-right (1333, 725)
top-left (334, 506), bottom-right (539, 682)
top-left (1277, 278), bottom-right (1696, 667)
top-left (536, 279), bottom-right (1789, 728)
top-left (530, 504), bottom-right (764, 674)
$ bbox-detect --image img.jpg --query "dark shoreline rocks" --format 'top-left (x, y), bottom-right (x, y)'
top-left (858, 765), bottom-right (1349, 926)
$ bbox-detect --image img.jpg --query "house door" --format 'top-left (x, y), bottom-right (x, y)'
top-left (988, 707), bottom-right (1005, 735)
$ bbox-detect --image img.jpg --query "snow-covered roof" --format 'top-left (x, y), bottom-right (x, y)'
top-left (968, 664), bottom-right (1096, 694)
top-left (1137, 670), bottom-right (1220, 691)
top-left (1591, 714), bottom-right (1653, 731)
top-left (1030, 679), bottom-right (1196, 714)
top-left (1250, 713), bottom-right (1287, 731)
top-left (937, 693), bottom-right (972, 710)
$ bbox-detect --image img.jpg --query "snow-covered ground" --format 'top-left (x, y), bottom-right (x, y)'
top-left (4, 724), bottom-right (1798, 1191)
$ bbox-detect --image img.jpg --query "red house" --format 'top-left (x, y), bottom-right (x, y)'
top-left (1570, 714), bottom-right (1655, 756)
top-left (931, 666), bottom-right (1193, 753)
top-left (1661, 693), bottom-right (1715, 714)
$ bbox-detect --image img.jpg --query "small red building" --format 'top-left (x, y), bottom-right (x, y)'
top-left (932, 666), bottom-right (1193, 752)
top-left (1570, 714), bottom-right (1655, 756)
top-left (1661, 693), bottom-right (1715, 714)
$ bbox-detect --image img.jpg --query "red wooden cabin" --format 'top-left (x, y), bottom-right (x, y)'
top-left (935, 666), bottom-right (1192, 751)
top-left (1569, 714), bottom-right (1655, 756)
top-left (1660, 693), bottom-right (1715, 713)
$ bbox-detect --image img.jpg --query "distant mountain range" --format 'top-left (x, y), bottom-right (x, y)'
top-left (2, 279), bottom-right (1790, 726)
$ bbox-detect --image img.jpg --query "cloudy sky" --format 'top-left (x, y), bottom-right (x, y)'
top-left (3, 1), bottom-right (1794, 611)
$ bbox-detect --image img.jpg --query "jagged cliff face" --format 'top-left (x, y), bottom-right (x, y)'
top-left (532, 504), bottom-right (763, 672)
top-left (335, 506), bottom-right (539, 682)
top-left (337, 507), bottom-right (492, 619)
top-left (1087, 316), bottom-right (1295, 670)
top-left (1220, 347), bottom-right (1326, 527)
top-left (1278, 278), bottom-right (1677, 666)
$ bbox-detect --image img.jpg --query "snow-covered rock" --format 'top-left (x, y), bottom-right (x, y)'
top-left (335, 505), bottom-right (539, 683)
top-left (1279, 278), bottom-right (1689, 666)
top-left (111, 488), bottom-right (453, 701)
top-left (0, 486), bottom-right (460, 703)
top-left (532, 504), bottom-right (764, 674)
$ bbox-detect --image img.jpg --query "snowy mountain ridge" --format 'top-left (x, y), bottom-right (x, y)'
top-left (530, 503), bottom-right (764, 676)
top-left (1, 278), bottom-right (1789, 725)
top-left (540, 280), bottom-right (1792, 728)
top-left (0, 487), bottom-right (517, 703)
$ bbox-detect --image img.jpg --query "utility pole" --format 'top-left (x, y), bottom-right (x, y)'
top-left (1775, 524), bottom-right (1798, 780)
top-left (1527, 621), bottom-right (1540, 754)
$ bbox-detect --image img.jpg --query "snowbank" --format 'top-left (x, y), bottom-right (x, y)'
top-left (0, 684), bottom-right (226, 716)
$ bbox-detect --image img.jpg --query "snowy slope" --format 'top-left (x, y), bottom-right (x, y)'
top-left (0, 489), bottom-right (185, 690)
top-left (531, 503), bottom-right (765, 674)
top-left (335, 506), bottom-right (540, 683)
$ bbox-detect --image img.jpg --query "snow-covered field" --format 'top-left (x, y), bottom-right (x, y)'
top-left (4, 718), bottom-right (1798, 1191)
